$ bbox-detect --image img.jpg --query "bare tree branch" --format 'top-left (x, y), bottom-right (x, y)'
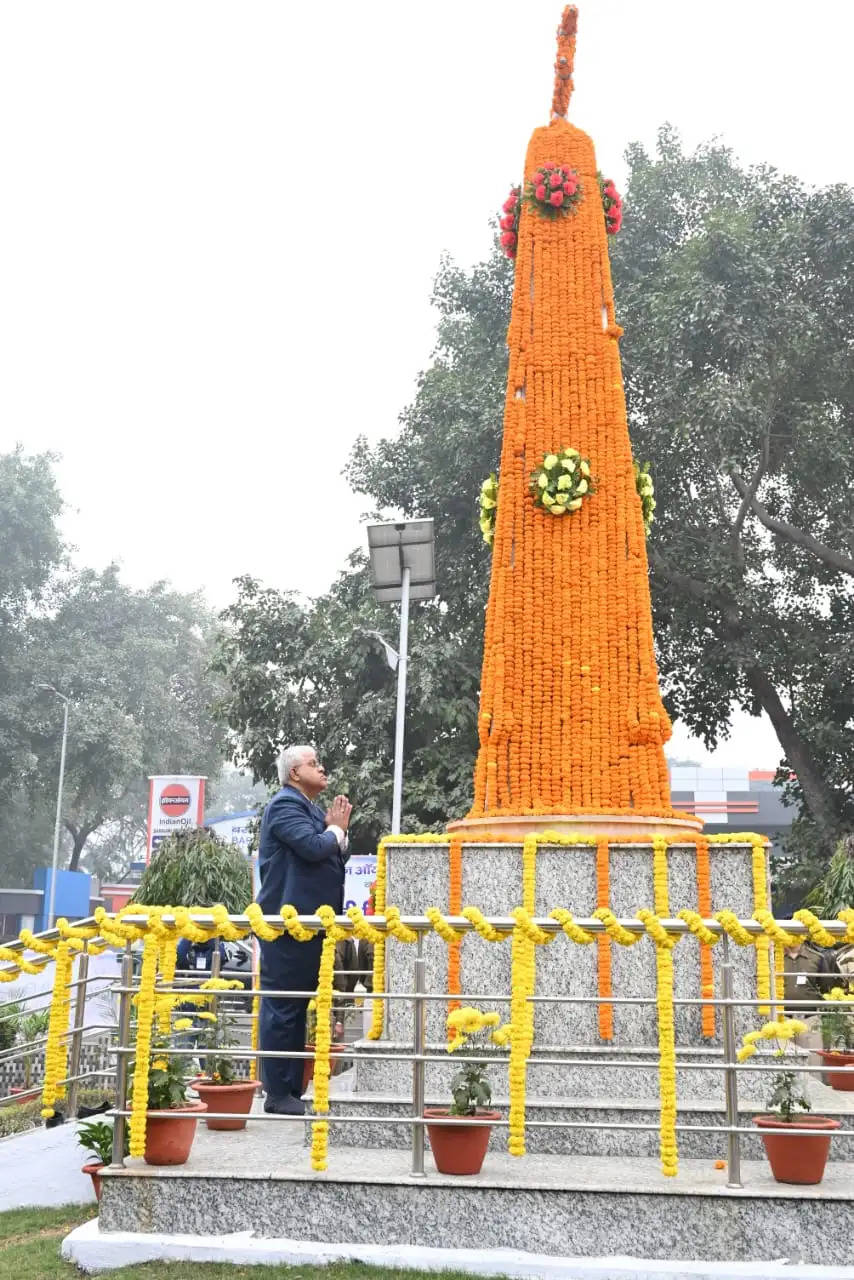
top-left (729, 470), bottom-right (854, 578)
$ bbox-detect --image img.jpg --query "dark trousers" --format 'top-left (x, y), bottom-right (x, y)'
top-left (259, 933), bottom-right (323, 1099)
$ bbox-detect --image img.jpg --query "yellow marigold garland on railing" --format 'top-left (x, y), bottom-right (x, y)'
top-left (310, 905), bottom-right (348, 1171)
top-left (367, 840), bottom-right (388, 1039)
top-left (128, 932), bottom-right (159, 1158)
top-left (638, 909), bottom-right (679, 1177)
top-left (750, 838), bottom-right (772, 1014)
top-left (694, 837), bottom-right (716, 1038)
top-left (40, 940), bottom-right (73, 1118)
top-left (447, 836), bottom-right (464, 1026)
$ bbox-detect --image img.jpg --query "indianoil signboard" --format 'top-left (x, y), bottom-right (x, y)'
top-left (145, 775), bottom-right (206, 862)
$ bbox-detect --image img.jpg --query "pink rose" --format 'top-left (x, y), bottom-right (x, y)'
top-left (550, 172), bottom-right (563, 188)
top-left (563, 181), bottom-right (575, 196)
top-left (500, 230), bottom-right (517, 247)
top-left (500, 213), bottom-right (515, 230)
top-left (502, 194), bottom-right (518, 213)
top-left (550, 190), bottom-right (564, 207)
top-left (532, 172), bottom-right (544, 186)
top-left (535, 184), bottom-right (547, 201)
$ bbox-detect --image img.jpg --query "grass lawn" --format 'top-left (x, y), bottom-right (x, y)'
top-left (0, 1204), bottom-right (504, 1279)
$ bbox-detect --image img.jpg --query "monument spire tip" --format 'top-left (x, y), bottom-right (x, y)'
top-left (551, 5), bottom-right (578, 121)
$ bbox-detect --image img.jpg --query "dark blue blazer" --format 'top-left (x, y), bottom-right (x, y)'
top-left (257, 785), bottom-right (349, 916)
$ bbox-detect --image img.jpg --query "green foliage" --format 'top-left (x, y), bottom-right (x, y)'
top-left (0, 997), bottom-right (22, 1051)
top-left (804, 834), bottom-right (854, 917)
top-left (129, 1031), bottom-right (191, 1111)
top-left (767, 1069), bottom-right (811, 1124)
top-left (77, 1117), bottom-right (127, 1165)
top-left (132, 829), bottom-right (252, 912)
top-left (190, 980), bottom-right (248, 1085)
top-left (449, 1057), bottom-right (492, 1117)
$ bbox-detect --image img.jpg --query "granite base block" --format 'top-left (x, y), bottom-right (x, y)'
top-left (97, 1155), bottom-right (854, 1265)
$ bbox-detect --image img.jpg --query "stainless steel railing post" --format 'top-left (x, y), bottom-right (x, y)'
top-left (110, 947), bottom-right (134, 1167)
top-left (65, 947), bottom-right (90, 1118)
top-left (720, 935), bottom-right (743, 1189)
top-left (411, 933), bottom-right (427, 1177)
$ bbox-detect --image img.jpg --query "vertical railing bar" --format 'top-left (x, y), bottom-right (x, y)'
top-left (110, 946), bottom-right (134, 1168)
top-left (65, 946), bottom-right (90, 1119)
top-left (411, 933), bottom-right (426, 1177)
top-left (720, 934), bottom-right (743, 1189)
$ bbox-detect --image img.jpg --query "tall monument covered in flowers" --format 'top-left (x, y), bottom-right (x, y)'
top-left (452, 7), bottom-right (699, 840)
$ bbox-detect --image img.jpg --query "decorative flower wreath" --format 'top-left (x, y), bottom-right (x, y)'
top-left (524, 163), bottom-right (582, 219)
top-left (530, 448), bottom-right (594, 515)
top-left (633, 459), bottom-right (655, 534)
top-left (498, 187), bottom-right (521, 259)
top-left (479, 473), bottom-right (498, 545)
top-left (599, 174), bottom-right (623, 234)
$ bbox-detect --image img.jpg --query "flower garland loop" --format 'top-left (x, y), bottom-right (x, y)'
top-left (524, 162), bottom-right (582, 218)
top-left (128, 932), bottom-right (159, 1157)
top-left (599, 173), bottom-right (623, 234)
top-left (633, 460), bottom-right (655, 536)
top-left (479, 473), bottom-right (498, 546)
top-left (498, 186), bottom-right (521, 258)
top-left (638, 909), bottom-right (678, 1177)
top-left (310, 905), bottom-right (348, 1171)
top-left (40, 940), bottom-right (74, 1118)
top-left (530, 448), bottom-right (593, 516)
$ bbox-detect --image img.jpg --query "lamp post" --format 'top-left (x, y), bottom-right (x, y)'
top-left (37, 684), bottom-right (70, 930)
top-left (366, 520), bottom-right (436, 834)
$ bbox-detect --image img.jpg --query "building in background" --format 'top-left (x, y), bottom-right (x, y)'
top-left (667, 765), bottom-right (793, 856)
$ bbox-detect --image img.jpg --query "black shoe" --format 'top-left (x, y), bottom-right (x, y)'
top-left (45, 1110), bottom-right (65, 1128)
top-left (263, 1094), bottom-right (305, 1116)
top-left (78, 1100), bottom-right (110, 1119)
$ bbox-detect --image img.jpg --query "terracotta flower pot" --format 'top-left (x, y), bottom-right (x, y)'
top-left (753, 1114), bottom-right (841, 1184)
top-left (302, 1043), bottom-right (346, 1093)
top-left (424, 1108), bottom-right (501, 1175)
top-left (143, 1101), bottom-right (207, 1166)
top-left (816, 1049), bottom-right (854, 1091)
top-left (193, 1079), bottom-right (260, 1130)
top-left (81, 1161), bottom-right (103, 1201)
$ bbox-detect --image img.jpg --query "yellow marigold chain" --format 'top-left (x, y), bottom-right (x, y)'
top-left (245, 903), bottom-right (283, 942)
top-left (128, 932), bottom-right (159, 1158)
top-left (425, 906), bottom-right (465, 945)
top-left (753, 908), bottom-right (799, 948)
top-left (462, 906), bottom-right (513, 942)
top-left (310, 905), bottom-right (348, 1171)
top-left (549, 908), bottom-right (595, 945)
top-left (792, 909), bottom-right (837, 949)
top-left (40, 940), bottom-right (73, 1118)
top-left (677, 910), bottom-right (720, 948)
top-left (714, 910), bottom-right (755, 947)
top-left (281, 904), bottom-right (318, 942)
top-left (384, 905), bottom-right (418, 944)
top-left (367, 842), bottom-right (388, 1041)
top-left (0, 944), bottom-right (50, 976)
top-left (838, 908), bottom-right (854, 944)
top-left (512, 906), bottom-right (554, 946)
top-left (210, 904), bottom-right (250, 942)
top-left (346, 906), bottom-right (385, 946)
top-left (592, 907), bottom-right (643, 947)
top-left (156, 935), bottom-right (179, 1036)
top-left (637, 908), bottom-right (679, 952)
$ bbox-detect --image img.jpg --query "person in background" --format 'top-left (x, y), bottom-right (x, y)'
top-left (782, 938), bottom-right (838, 1055)
top-left (256, 745), bottom-right (352, 1116)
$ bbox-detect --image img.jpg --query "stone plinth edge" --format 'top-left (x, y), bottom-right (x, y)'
top-left (447, 813), bottom-right (705, 839)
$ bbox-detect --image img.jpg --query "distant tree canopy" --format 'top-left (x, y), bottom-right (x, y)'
top-left (217, 128), bottom-right (854, 885)
top-left (0, 451), bottom-right (228, 887)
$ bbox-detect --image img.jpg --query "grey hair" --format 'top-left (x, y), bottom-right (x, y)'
top-left (277, 744), bottom-right (315, 786)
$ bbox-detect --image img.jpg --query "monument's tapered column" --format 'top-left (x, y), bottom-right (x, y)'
top-left (452, 7), bottom-right (701, 840)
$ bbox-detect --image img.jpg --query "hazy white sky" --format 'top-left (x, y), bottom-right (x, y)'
top-left (2, 1), bottom-right (850, 771)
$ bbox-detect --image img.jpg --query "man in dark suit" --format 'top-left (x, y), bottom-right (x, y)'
top-left (256, 744), bottom-right (352, 1114)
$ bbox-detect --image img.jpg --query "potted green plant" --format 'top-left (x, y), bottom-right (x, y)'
top-left (77, 1118), bottom-right (128, 1200)
top-left (424, 1008), bottom-right (506, 1176)
top-left (128, 1030), bottom-right (206, 1166)
top-left (183, 978), bottom-right (259, 1130)
top-left (817, 984), bottom-right (854, 1090)
top-left (742, 1016), bottom-right (842, 1184)
top-left (14, 1008), bottom-right (51, 1099)
top-left (131, 828), bottom-right (252, 912)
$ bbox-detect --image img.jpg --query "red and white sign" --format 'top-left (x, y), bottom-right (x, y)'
top-left (146, 775), bottom-right (206, 862)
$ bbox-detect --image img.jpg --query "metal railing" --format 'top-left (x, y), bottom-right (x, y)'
top-left (2, 910), bottom-right (852, 1192)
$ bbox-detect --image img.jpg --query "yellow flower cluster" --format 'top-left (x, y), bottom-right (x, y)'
top-left (310, 905), bottom-right (348, 1172)
top-left (157, 936), bottom-right (179, 1035)
top-left (40, 940), bottom-right (73, 1118)
top-left (446, 1006), bottom-right (502, 1052)
top-left (750, 839), bottom-right (772, 1014)
top-left (479, 473), bottom-right (498, 546)
top-left (461, 906), bottom-right (512, 942)
top-left (246, 902), bottom-right (283, 942)
top-left (129, 933), bottom-right (159, 1157)
top-left (824, 986), bottom-right (854, 1003)
top-left (281, 904), bottom-right (317, 942)
top-left (367, 841), bottom-right (388, 1040)
top-left (737, 1016), bottom-right (807, 1062)
top-left (639, 909), bottom-right (678, 1177)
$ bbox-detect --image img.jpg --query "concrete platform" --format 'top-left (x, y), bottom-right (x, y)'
top-left (96, 1105), bottom-right (854, 1266)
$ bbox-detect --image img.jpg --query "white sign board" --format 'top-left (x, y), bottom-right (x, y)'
top-left (344, 855), bottom-right (377, 914)
top-left (207, 812), bottom-right (255, 855)
top-left (146, 775), bottom-right (206, 862)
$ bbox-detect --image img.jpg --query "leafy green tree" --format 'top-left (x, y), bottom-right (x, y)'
top-left (1, 566), bottom-right (227, 882)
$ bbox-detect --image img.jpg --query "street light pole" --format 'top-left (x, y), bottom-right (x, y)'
top-left (40, 687), bottom-right (70, 930)
top-left (391, 566), bottom-right (411, 835)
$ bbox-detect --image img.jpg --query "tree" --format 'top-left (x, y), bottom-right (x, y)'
top-left (214, 568), bottom-right (480, 851)
top-left (1, 566), bottom-right (228, 882)
top-left (610, 127), bottom-right (854, 855)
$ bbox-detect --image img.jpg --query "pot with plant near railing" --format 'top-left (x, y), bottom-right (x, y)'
top-left (741, 1016), bottom-right (842, 1184)
top-left (424, 1007), bottom-right (508, 1176)
top-left (129, 1029), bottom-right (206, 1166)
top-left (817, 983), bottom-right (854, 1091)
top-left (77, 1117), bottom-right (128, 1200)
top-left (182, 977), bottom-right (260, 1130)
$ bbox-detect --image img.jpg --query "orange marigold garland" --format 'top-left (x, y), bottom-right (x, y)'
top-left (595, 837), bottom-right (613, 1039)
top-left (695, 836), bottom-right (716, 1038)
